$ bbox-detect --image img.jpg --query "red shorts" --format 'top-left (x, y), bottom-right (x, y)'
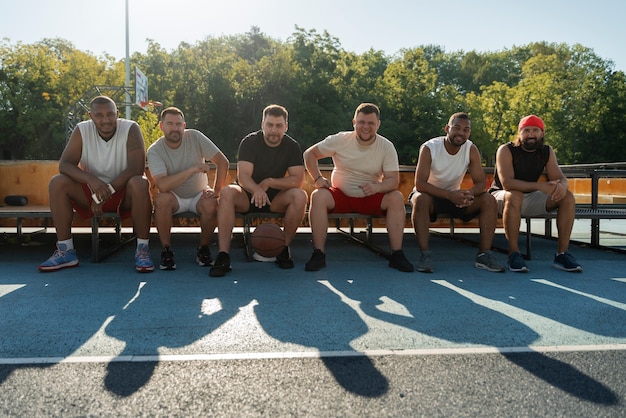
top-left (72, 184), bottom-right (130, 219)
top-left (327, 187), bottom-right (385, 216)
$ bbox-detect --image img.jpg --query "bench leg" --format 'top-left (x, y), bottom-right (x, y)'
top-left (525, 217), bottom-right (532, 260)
top-left (91, 217), bottom-right (101, 263)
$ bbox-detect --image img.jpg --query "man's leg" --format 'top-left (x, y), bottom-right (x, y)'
top-left (501, 190), bottom-right (524, 254)
top-left (381, 190), bottom-right (406, 252)
top-left (124, 175), bottom-right (153, 240)
top-left (215, 185), bottom-right (248, 254)
top-left (210, 185), bottom-right (249, 277)
top-left (411, 192), bottom-right (433, 251)
top-left (270, 188), bottom-right (307, 247)
top-left (48, 174), bottom-right (87, 241)
top-left (473, 192), bottom-right (498, 253)
top-left (196, 193), bottom-right (219, 247)
top-left (153, 191), bottom-right (177, 248)
top-left (124, 175), bottom-right (154, 272)
top-left (39, 174), bottom-right (86, 272)
top-left (308, 188), bottom-right (335, 252)
top-left (551, 191), bottom-right (576, 254)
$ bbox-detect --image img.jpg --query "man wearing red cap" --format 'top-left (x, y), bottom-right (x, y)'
top-left (489, 115), bottom-right (582, 272)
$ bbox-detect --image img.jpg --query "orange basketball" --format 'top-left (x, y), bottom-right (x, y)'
top-left (250, 223), bottom-right (286, 257)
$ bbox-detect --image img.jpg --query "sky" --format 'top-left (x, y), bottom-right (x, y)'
top-left (2, 0), bottom-right (625, 74)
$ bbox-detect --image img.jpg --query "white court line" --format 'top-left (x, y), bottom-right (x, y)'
top-left (2, 344), bottom-right (626, 365)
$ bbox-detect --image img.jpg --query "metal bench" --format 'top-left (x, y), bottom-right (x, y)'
top-left (0, 205), bottom-right (133, 263)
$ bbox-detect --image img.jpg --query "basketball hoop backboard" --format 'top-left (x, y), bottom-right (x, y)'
top-left (135, 67), bottom-right (149, 110)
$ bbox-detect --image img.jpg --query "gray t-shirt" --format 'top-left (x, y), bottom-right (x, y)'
top-left (147, 129), bottom-right (220, 198)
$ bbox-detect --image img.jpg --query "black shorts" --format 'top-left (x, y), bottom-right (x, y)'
top-left (430, 196), bottom-right (476, 223)
top-left (242, 188), bottom-right (281, 214)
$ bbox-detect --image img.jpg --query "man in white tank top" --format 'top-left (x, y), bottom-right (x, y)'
top-left (410, 112), bottom-right (504, 273)
top-left (39, 95), bottom-right (154, 272)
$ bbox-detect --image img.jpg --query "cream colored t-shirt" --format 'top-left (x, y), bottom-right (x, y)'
top-left (317, 131), bottom-right (400, 197)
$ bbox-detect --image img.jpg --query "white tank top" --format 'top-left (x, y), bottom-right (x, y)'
top-left (78, 119), bottom-right (134, 184)
top-left (425, 136), bottom-right (472, 191)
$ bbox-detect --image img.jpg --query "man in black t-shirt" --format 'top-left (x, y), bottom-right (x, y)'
top-left (209, 104), bottom-right (307, 277)
top-left (490, 114), bottom-right (582, 273)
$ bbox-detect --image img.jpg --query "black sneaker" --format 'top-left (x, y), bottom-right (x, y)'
top-left (276, 246), bottom-right (294, 269)
top-left (159, 247), bottom-right (176, 270)
top-left (553, 252), bottom-right (583, 272)
top-left (389, 249), bottom-right (414, 272)
top-left (209, 251), bottom-right (232, 277)
top-left (305, 249), bottom-right (326, 271)
top-left (196, 245), bottom-right (212, 266)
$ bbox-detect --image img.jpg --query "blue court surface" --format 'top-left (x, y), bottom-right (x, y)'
top-left (1, 223), bottom-right (625, 416)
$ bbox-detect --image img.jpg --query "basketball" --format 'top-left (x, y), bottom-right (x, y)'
top-left (250, 223), bottom-right (286, 258)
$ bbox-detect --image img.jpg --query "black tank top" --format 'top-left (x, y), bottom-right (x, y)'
top-left (490, 143), bottom-right (550, 192)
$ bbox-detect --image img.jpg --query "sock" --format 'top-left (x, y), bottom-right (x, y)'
top-left (59, 238), bottom-right (74, 250)
top-left (137, 238), bottom-right (149, 248)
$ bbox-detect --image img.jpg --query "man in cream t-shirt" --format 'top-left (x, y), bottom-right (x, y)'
top-left (303, 103), bottom-right (413, 272)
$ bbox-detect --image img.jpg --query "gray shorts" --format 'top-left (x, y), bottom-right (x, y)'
top-left (491, 190), bottom-right (555, 217)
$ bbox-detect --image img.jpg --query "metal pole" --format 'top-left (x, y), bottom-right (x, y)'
top-left (125, 0), bottom-right (131, 119)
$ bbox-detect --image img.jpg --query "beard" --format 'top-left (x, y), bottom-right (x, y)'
top-left (521, 137), bottom-right (544, 151)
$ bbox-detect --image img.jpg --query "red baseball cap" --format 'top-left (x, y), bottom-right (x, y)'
top-left (518, 115), bottom-right (545, 131)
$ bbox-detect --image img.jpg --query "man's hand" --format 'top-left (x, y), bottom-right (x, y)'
top-left (450, 189), bottom-right (474, 208)
top-left (359, 182), bottom-right (381, 196)
top-left (547, 180), bottom-right (567, 202)
top-left (251, 190), bottom-right (271, 208)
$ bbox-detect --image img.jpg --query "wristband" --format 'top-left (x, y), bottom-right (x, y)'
top-left (315, 175), bottom-right (324, 182)
top-left (107, 183), bottom-right (116, 194)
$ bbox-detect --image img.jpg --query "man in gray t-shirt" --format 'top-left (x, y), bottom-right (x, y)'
top-left (147, 107), bottom-right (229, 270)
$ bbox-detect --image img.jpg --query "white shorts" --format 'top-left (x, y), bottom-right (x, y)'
top-left (173, 191), bottom-right (204, 215)
top-left (492, 190), bottom-right (555, 217)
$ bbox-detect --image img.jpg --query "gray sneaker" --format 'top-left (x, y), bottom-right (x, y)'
top-left (417, 250), bottom-right (434, 273)
top-left (474, 250), bottom-right (505, 272)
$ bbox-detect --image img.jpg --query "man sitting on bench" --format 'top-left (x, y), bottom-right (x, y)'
top-left (39, 95), bottom-right (154, 273)
top-left (209, 104), bottom-right (307, 277)
top-left (490, 114), bottom-right (582, 273)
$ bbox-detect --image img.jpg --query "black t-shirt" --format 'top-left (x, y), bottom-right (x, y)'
top-left (236, 130), bottom-right (304, 194)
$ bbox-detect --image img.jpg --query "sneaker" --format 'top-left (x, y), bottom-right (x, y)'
top-left (553, 252), bottom-right (583, 272)
top-left (252, 252), bottom-right (277, 262)
top-left (416, 250), bottom-right (434, 273)
top-left (38, 243), bottom-right (79, 272)
top-left (209, 251), bottom-right (232, 277)
top-left (135, 243), bottom-right (155, 273)
top-left (508, 251), bottom-right (529, 273)
top-left (305, 249), bottom-right (326, 271)
top-left (474, 250), bottom-right (505, 272)
top-left (196, 245), bottom-right (212, 266)
top-left (389, 249), bottom-right (414, 272)
top-left (160, 247), bottom-right (176, 270)
top-left (276, 246), bottom-right (294, 269)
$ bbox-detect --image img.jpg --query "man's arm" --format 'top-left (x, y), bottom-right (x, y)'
top-left (466, 144), bottom-right (487, 196)
top-left (59, 127), bottom-right (87, 180)
top-left (414, 145), bottom-right (450, 199)
top-left (259, 165), bottom-right (305, 191)
top-left (151, 163), bottom-right (210, 193)
top-left (109, 123), bottom-right (146, 193)
top-left (303, 144), bottom-right (324, 181)
top-left (414, 144), bottom-right (474, 207)
top-left (210, 151), bottom-right (230, 196)
top-left (544, 146), bottom-right (569, 202)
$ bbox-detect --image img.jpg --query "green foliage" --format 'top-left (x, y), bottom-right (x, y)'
top-left (1, 34), bottom-right (624, 166)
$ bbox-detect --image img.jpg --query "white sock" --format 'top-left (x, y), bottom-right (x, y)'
top-left (137, 238), bottom-right (149, 248)
top-left (59, 238), bottom-right (74, 250)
